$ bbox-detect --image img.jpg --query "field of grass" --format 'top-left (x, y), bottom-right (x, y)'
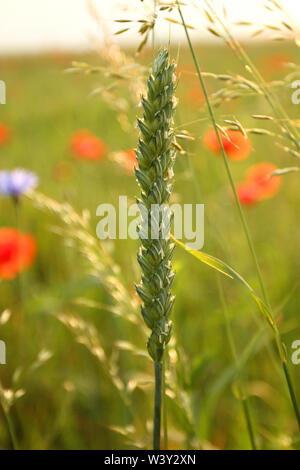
top-left (0, 41), bottom-right (299, 450)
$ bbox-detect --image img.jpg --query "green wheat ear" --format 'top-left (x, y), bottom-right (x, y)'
top-left (135, 49), bottom-right (177, 363)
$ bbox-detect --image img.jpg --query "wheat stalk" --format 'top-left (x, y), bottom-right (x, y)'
top-left (135, 49), bottom-right (177, 449)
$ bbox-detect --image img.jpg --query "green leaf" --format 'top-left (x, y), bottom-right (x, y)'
top-left (173, 237), bottom-right (275, 330)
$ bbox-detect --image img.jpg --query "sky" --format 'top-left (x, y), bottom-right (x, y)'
top-left (0, 0), bottom-right (299, 53)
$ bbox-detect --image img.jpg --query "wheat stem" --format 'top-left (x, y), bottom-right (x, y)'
top-left (135, 50), bottom-right (177, 449)
top-left (153, 360), bottom-right (163, 449)
top-left (162, 355), bottom-right (168, 449)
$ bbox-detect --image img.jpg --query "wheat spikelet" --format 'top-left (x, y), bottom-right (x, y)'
top-left (135, 49), bottom-right (177, 364)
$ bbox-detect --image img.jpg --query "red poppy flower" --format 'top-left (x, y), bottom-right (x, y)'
top-left (112, 149), bottom-right (137, 173)
top-left (70, 130), bottom-right (107, 161)
top-left (203, 128), bottom-right (252, 161)
top-left (0, 123), bottom-right (11, 146)
top-left (0, 228), bottom-right (36, 280)
top-left (236, 163), bottom-right (281, 206)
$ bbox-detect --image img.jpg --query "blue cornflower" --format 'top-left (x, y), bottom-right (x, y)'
top-left (0, 169), bottom-right (38, 197)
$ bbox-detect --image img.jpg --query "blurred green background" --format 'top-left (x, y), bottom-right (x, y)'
top-left (0, 43), bottom-right (299, 450)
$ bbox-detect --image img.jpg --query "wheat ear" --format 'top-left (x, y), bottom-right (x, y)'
top-left (135, 49), bottom-right (177, 449)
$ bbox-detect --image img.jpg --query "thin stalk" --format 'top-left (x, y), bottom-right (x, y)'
top-left (0, 402), bottom-right (18, 450)
top-left (13, 199), bottom-right (23, 301)
top-left (177, 2), bottom-right (269, 309)
top-left (177, 2), bottom-right (300, 429)
top-left (274, 326), bottom-right (300, 425)
top-left (178, 117), bottom-right (282, 380)
top-left (152, 0), bottom-right (157, 57)
top-left (177, 104), bottom-right (282, 383)
top-left (282, 362), bottom-right (300, 426)
top-left (241, 398), bottom-right (256, 451)
top-left (153, 360), bottom-right (163, 450)
top-left (203, 1), bottom-right (300, 149)
top-left (216, 275), bottom-right (257, 450)
top-left (12, 198), bottom-right (25, 354)
top-left (176, 110), bottom-right (257, 446)
top-left (12, 199), bottom-right (25, 352)
top-left (162, 356), bottom-right (168, 450)
top-left (5, 412), bottom-right (18, 450)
